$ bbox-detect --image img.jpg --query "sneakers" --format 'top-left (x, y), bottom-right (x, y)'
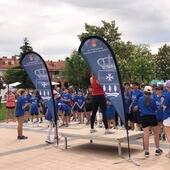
top-left (144, 151), bottom-right (150, 157)
top-left (17, 136), bottom-right (28, 140)
top-left (144, 149), bottom-right (163, 157)
top-left (155, 148), bottom-right (163, 156)
top-left (90, 129), bottom-right (97, 133)
top-left (45, 138), bottom-right (53, 144)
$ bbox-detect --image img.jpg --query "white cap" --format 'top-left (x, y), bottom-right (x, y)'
top-left (144, 86), bottom-right (153, 93)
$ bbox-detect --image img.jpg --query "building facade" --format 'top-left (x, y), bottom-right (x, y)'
top-left (0, 56), bottom-right (65, 83)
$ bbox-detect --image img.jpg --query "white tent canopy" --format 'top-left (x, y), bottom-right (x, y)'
top-left (51, 81), bottom-right (60, 85)
top-left (7, 81), bottom-right (59, 87)
top-left (9, 82), bottom-right (21, 87)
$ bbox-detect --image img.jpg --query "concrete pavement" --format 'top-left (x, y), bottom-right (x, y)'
top-left (0, 121), bottom-right (170, 170)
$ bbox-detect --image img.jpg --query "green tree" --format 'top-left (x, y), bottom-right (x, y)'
top-left (130, 45), bottom-right (155, 82)
top-left (155, 44), bottom-right (170, 80)
top-left (19, 37), bottom-right (33, 58)
top-left (64, 50), bottom-right (90, 88)
top-left (78, 20), bottom-right (121, 49)
top-left (114, 41), bottom-right (136, 81)
top-left (78, 20), bottom-right (155, 83)
top-left (4, 37), bottom-right (34, 88)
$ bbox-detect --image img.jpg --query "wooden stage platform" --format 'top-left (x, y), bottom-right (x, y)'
top-left (59, 127), bottom-right (143, 156)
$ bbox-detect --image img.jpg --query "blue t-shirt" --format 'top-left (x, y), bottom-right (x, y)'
top-left (153, 95), bottom-right (164, 122)
top-left (61, 101), bottom-right (71, 112)
top-left (73, 95), bottom-right (85, 106)
top-left (138, 96), bottom-right (157, 116)
top-left (30, 96), bottom-right (39, 114)
top-left (106, 104), bottom-right (116, 119)
top-left (131, 90), bottom-right (143, 106)
top-left (163, 92), bottom-right (170, 120)
top-left (23, 95), bottom-right (31, 111)
top-left (15, 96), bottom-right (25, 116)
top-left (62, 92), bottom-right (72, 106)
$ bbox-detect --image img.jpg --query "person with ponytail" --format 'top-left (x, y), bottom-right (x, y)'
top-left (138, 86), bottom-right (162, 157)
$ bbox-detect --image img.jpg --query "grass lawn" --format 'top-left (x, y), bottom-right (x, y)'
top-left (0, 103), bottom-right (6, 121)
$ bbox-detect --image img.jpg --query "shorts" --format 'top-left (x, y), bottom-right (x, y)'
top-left (163, 117), bottom-right (170, 127)
top-left (127, 113), bottom-right (134, 122)
top-left (64, 111), bottom-right (70, 116)
top-left (72, 104), bottom-right (84, 112)
top-left (141, 115), bottom-right (158, 128)
top-left (31, 112), bottom-right (39, 116)
top-left (85, 103), bottom-right (93, 112)
top-left (16, 114), bottom-right (24, 117)
top-left (6, 106), bottom-right (15, 109)
top-left (131, 111), bottom-right (141, 123)
top-left (107, 115), bottom-right (115, 120)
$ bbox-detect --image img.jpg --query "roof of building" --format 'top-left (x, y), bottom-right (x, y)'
top-left (0, 56), bottom-right (65, 71)
top-left (46, 60), bottom-right (65, 71)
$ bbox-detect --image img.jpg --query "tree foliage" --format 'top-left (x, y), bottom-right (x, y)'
top-left (155, 44), bottom-right (170, 80)
top-left (78, 20), bottom-right (121, 49)
top-left (19, 37), bottom-right (33, 59)
top-left (77, 20), bottom-right (155, 83)
top-left (4, 37), bottom-right (34, 88)
top-left (64, 50), bottom-right (90, 89)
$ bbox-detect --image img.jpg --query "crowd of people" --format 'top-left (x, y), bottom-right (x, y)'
top-left (2, 76), bottom-right (170, 158)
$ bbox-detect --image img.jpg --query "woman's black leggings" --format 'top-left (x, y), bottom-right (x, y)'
top-left (90, 95), bottom-right (108, 129)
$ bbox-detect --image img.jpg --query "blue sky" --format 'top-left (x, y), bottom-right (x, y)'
top-left (0, 0), bottom-right (170, 60)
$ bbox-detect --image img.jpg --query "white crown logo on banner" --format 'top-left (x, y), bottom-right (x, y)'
top-left (34, 69), bottom-right (48, 79)
top-left (97, 55), bottom-right (115, 69)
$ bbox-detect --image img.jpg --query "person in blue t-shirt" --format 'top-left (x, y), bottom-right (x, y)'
top-left (23, 90), bottom-right (31, 124)
top-left (129, 82), bottom-right (143, 130)
top-left (105, 98), bottom-right (116, 129)
top-left (15, 90), bottom-right (29, 140)
top-left (163, 80), bottom-right (170, 158)
top-left (138, 86), bottom-right (162, 157)
top-left (73, 90), bottom-right (85, 123)
top-left (30, 91), bottom-right (39, 125)
top-left (154, 86), bottom-right (166, 141)
top-left (61, 88), bottom-right (72, 126)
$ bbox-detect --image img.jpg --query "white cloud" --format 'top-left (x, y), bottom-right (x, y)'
top-left (0, 0), bottom-right (170, 60)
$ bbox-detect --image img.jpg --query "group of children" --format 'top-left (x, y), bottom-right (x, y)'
top-left (13, 82), bottom-right (170, 158)
top-left (123, 82), bottom-right (170, 158)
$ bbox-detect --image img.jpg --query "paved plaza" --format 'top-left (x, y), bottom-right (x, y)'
top-left (0, 122), bottom-right (170, 170)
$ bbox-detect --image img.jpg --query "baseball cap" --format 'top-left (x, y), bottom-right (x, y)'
top-left (144, 86), bottom-right (153, 93)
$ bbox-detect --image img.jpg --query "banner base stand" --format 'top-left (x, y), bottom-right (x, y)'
top-left (113, 156), bottom-right (141, 166)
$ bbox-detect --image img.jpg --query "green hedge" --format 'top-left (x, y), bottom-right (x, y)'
top-left (0, 103), bottom-right (6, 121)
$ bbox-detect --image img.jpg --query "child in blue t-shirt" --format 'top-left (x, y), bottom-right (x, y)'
top-left (154, 86), bottom-right (166, 140)
top-left (61, 88), bottom-right (72, 126)
top-left (73, 91), bottom-right (85, 123)
top-left (105, 99), bottom-right (116, 129)
top-left (30, 91), bottom-right (39, 125)
top-left (23, 90), bottom-right (31, 125)
top-left (15, 90), bottom-right (29, 140)
top-left (129, 82), bottom-right (143, 130)
top-left (138, 86), bottom-right (162, 157)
